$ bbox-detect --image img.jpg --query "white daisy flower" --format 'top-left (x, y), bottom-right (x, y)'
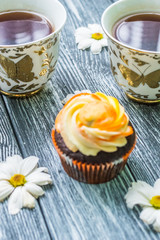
top-left (125, 179), bottom-right (160, 232)
top-left (75, 24), bottom-right (108, 54)
top-left (0, 155), bottom-right (52, 215)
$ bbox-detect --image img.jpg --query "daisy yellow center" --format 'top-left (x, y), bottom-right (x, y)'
top-left (9, 174), bottom-right (26, 187)
top-left (150, 196), bottom-right (160, 208)
top-left (91, 33), bottom-right (103, 40)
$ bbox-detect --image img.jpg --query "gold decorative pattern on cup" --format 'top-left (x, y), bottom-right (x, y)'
top-left (117, 63), bottom-right (160, 89)
top-left (108, 38), bottom-right (160, 102)
top-left (39, 69), bottom-right (47, 76)
top-left (0, 34), bottom-right (59, 95)
top-left (0, 54), bottom-right (36, 83)
top-left (0, 87), bottom-right (42, 97)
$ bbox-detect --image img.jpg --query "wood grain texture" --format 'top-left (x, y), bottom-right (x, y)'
top-left (0, 0), bottom-right (160, 239)
top-left (0, 96), bottom-right (51, 240)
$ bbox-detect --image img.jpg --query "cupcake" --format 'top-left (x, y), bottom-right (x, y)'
top-left (52, 92), bottom-right (136, 184)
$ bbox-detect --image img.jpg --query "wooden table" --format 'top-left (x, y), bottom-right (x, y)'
top-left (1, 0), bottom-right (160, 239)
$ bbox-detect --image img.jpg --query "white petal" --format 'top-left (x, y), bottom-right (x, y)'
top-left (6, 155), bottom-right (23, 164)
top-left (151, 188), bottom-right (160, 197)
top-left (22, 187), bottom-right (35, 208)
top-left (6, 155), bottom-right (23, 173)
top-left (130, 181), bottom-right (153, 195)
top-left (99, 38), bottom-right (108, 47)
top-left (75, 35), bottom-right (86, 44)
top-left (125, 190), bottom-right (151, 208)
top-left (75, 27), bottom-right (91, 36)
top-left (0, 165), bottom-right (14, 178)
top-left (78, 39), bottom-right (94, 50)
top-left (25, 182), bottom-right (44, 198)
top-left (125, 181), bottom-right (153, 208)
top-left (0, 181), bottom-right (14, 201)
top-left (26, 172), bottom-right (52, 186)
top-left (8, 187), bottom-right (23, 215)
top-left (140, 207), bottom-right (157, 225)
top-left (0, 162), bottom-right (18, 177)
top-left (88, 24), bottom-right (103, 33)
top-left (154, 179), bottom-right (160, 189)
top-left (0, 172), bottom-right (10, 181)
top-left (32, 167), bottom-right (48, 174)
top-left (153, 215), bottom-right (160, 232)
top-left (20, 156), bottom-right (39, 176)
top-left (91, 41), bottom-right (102, 54)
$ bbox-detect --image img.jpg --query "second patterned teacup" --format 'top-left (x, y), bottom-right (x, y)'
top-left (101, 0), bottom-right (160, 103)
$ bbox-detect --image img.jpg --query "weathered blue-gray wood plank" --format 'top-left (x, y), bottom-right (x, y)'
top-left (0, 97), bottom-right (51, 240)
top-left (1, 0), bottom-right (160, 239)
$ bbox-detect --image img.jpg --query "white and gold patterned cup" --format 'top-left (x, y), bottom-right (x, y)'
top-left (0, 0), bottom-right (66, 97)
top-left (101, 0), bottom-right (160, 103)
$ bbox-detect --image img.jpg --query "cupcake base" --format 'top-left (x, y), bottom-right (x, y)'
top-left (60, 153), bottom-right (127, 184)
top-left (52, 130), bottom-right (136, 184)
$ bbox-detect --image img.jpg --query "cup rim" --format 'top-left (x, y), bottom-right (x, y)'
top-left (0, 1), bottom-right (67, 48)
top-left (101, 0), bottom-right (160, 54)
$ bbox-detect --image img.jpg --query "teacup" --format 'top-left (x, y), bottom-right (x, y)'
top-left (0, 0), bottom-right (66, 97)
top-left (101, 0), bottom-right (160, 103)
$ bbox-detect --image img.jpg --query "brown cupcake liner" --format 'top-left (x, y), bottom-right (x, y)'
top-left (52, 130), bottom-right (136, 184)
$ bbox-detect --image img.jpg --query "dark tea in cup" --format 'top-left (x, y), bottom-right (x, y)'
top-left (112, 13), bottom-right (160, 52)
top-left (0, 11), bottom-right (54, 45)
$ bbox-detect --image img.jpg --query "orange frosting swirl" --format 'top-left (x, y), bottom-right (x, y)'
top-left (55, 92), bottom-right (133, 156)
